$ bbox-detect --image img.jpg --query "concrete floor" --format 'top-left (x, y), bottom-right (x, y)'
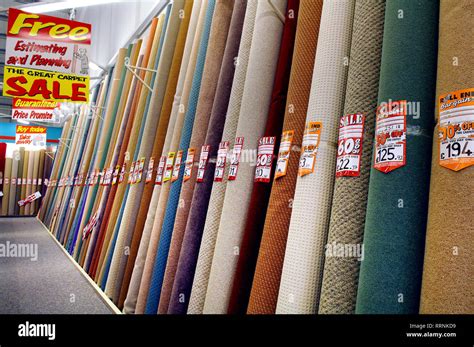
top-left (0, 217), bottom-right (115, 314)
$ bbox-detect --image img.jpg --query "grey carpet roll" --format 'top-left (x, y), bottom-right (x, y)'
top-left (203, 0), bottom-right (288, 314)
top-left (187, 0), bottom-right (258, 314)
top-left (318, 0), bottom-right (385, 314)
top-left (420, 0), bottom-right (474, 314)
top-left (276, 0), bottom-right (355, 314)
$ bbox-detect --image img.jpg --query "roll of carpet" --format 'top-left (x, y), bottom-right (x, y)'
top-left (276, 0), bottom-right (355, 314)
top-left (420, 0), bottom-right (474, 314)
top-left (227, 0), bottom-right (298, 315)
top-left (123, 0), bottom-right (203, 314)
top-left (105, 0), bottom-right (187, 304)
top-left (30, 150), bottom-right (40, 215)
top-left (187, 0), bottom-right (257, 314)
top-left (355, 0), bottom-right (438, 314)
top-left (2, 157), bottom-right (12, 216)
top-left (134, 1), bottom-right (209, 314)
top-left (33, 150), bottom-right (44, 214)
top-left (9, 150), bottom-right (20, 216)
top-left (158, 0), bottom-right (235, 314)
top-left (166, 0), bottom-right (246, 315)
top-left (247, 0), bottom-right (322, 315)
top-left (0, 142), bottom-right (6, 202)
top-left (19, 150), bottom-right (30, 216)
top-left (24, 150), bottom-right (35, 215)
top-left (203, 0), bottom-right (288, 314)
top-left (144, 0), bottom-right (217, 314)
top-left (318, 0), bottom-right (385, 314)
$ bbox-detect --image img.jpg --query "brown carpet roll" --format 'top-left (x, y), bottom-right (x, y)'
top-left (157, 0), bottom-right (234, 314)
top-left (420, 0), bottom-right (474, 314)
top-left (247, 0), bottom-right (323, 314)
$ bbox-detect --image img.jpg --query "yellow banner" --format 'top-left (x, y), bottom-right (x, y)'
top-left (3, 65), bottom-right (89, 102)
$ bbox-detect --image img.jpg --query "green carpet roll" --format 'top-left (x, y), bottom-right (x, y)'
top-left (355, 0), bottom-right (439, 314)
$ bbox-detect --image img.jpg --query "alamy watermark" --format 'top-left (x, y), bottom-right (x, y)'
top-left (325, 242), bottom-right (364, 261)
top-left (0, 241), bottom-right (38, 261)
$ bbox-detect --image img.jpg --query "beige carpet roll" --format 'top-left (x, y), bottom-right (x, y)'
top-left (276, 0), bottom-right (355, 314)
top-left (203, 0), bottom-right (288, 314)
top-left (2, 158), bottom-right (12, 216)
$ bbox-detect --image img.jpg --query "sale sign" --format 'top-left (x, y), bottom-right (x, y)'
top-left (12, 98), bottom-right (59, 123)
top-left (3, 8), bottom-right (91, 102)
top-left (15, 125), bottom-right (47, 146)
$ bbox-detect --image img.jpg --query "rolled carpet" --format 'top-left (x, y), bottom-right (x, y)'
top-left (167, 0), bottom-right (246, 315)
top-left (2, 158), bottom-right (12, 216)
top-left (318, 0), bottom-right (385, 314)
top-left (144, 0), bottom-right (217, 314)
top-left (420, 0), bottom-right (474, 314)
top-left (247, 0), bottom-right (322, 315)
top-left (9, 150), bottom-right (20, 216)
top-left (355, 0), bottom-right (438, 314)
top-left (158, 0), bottom-right (235, 314)
top-left (187, 0), bottom-right (258, 314)
top-left (19, 150), bottom-right (29, 216)
top-left (0, 142), bottom-right (6, 205)
top-left (276, 0), bottom-right (355, 314)
top-left (134, 0), bottom-right (209, 314)
top-left (203, 0), bottom-right (288, 314)
top-left (227, 0), bottom-right (299, 315)
top-left (123, 0), bottom-right (204, 315)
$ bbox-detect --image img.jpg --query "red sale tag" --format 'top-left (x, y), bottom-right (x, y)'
top-left (374, 100), bottom-right (407, 173)
top-left (214, 141), bottom-right (229, 182)
top-left (172, 150), bottom-right (183, 182)
top-left (228, 137), bottom-right (244, 181)
top-left (146, 157), bottom-right (155, 183)
top-left (183, 148), bottom-right (195, 182)
top-left (197, 145), bottom-right (210, 183)
top-left (254, 136), bottom-right (276, 183)
top-left (155, 155), bottom-right (166, 185)
top-left (336, 114), bottom-right (365, 177)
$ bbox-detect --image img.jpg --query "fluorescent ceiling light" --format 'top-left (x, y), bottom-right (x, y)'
top-left (21, 0), bottom-right (125, 14)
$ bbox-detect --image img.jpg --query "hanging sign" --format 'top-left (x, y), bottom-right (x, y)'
top-left (373, 100), bottom-right (406, 173)
top-left (438, 88), bottom-right (474, 171)
top-left (3, 8), bottom-right (91, 102)
top-left (254, 136), bottom-right (276, 183)
top-left (12, 98), bottom-right (59, 123)
top-left (15, 125), bottom-right (46, 146)
top-left (336, 114), bottom-right (365, 177)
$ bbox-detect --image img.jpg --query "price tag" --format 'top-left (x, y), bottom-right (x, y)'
top-left (214, 141), bottom-right (229, 182)
top-left (172, 150), bottom-right (183, 182)
top-left (163, 152), bottom-right (175, 183)
top-left (197, 145), bottom-right (210, 183)
top-left (183, 148), bottom-right (195, 182)
top-left (374, 100), bottom-right (406, 173)
top-left (128, 162), bottom-right (136, 184)
top-left (255, 137), bottom-right (276, 183)
top-left (4, 177), bottom-right (9, 185)
top-left (155, 155), bottom-right (166, 185)
top-left (118, 163), bottom-right (126, 184)
top-left (275, 130), bottom-right (294, 179)
top-left (112, 166), bottom-right (120, 185)
top-left (22, 178), bottom-right (27, 185)
top-left (136, 157), bottom-right (145, 184)
top-left (228, 137), bottom-right (244, 181)
top-left (298, 122), bottom-right (322, 177)
top-left (336, 114), bottom-right (365, 177)
top-left (438, 88), bottom-right (474, 171)
top-left (146, 157), bottom-right (155, 183)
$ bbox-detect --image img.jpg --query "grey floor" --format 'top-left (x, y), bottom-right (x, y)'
top-left (0, 217), bottom-right (114, 314)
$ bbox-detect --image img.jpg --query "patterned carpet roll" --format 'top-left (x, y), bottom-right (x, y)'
top-left (228, 0), bottom-right (299, 315)
top-left (203, 0), bottom-right (288, 314)
top-left (167, 0), bottom-right (247, 315)
top-left (355, 0), bottom-right (439, 314)
top-left (187, 0), bottom-right (258, 314)
top-left (276, 0), bottom-right (355, 314)
top-left (318, 0), bottom-right (385, 314)
top-left (247, 0), bottom-right (322, 315)
top-left (420, 0), bottom-right (474, 314)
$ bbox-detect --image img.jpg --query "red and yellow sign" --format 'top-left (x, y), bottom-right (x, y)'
top-left (3, 8), bottom-right (91, 102)
top-left (15, 125), bottom-right (47, 146)
top-left (12, 97), bottom-right (58, 122)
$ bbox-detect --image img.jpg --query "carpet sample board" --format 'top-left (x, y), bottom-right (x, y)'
top-left (144, 0), bottom-right (217, 314)
top-left (420, 0), bottom-right (474, 314)
top-left (227, 0), bottom-right (299, 315)
top-left (187, 0), bottom-right (258, 314)
top-left (158, 0), bottom-right (235, 314)
top-left (167, 0), bottom-right (246, 315)
top-left (276, 0), bottom-right (355, 314)
top-left (355, 0), bottom-right (439, 314)
top-left (318, 0), bottom-right (385, 314)
top-left (123, 0), bottom-right (204, 315)
top-left (247, 0), bottom-right (322, 315)
top-left (203, 0), bottom-right (288, 314)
